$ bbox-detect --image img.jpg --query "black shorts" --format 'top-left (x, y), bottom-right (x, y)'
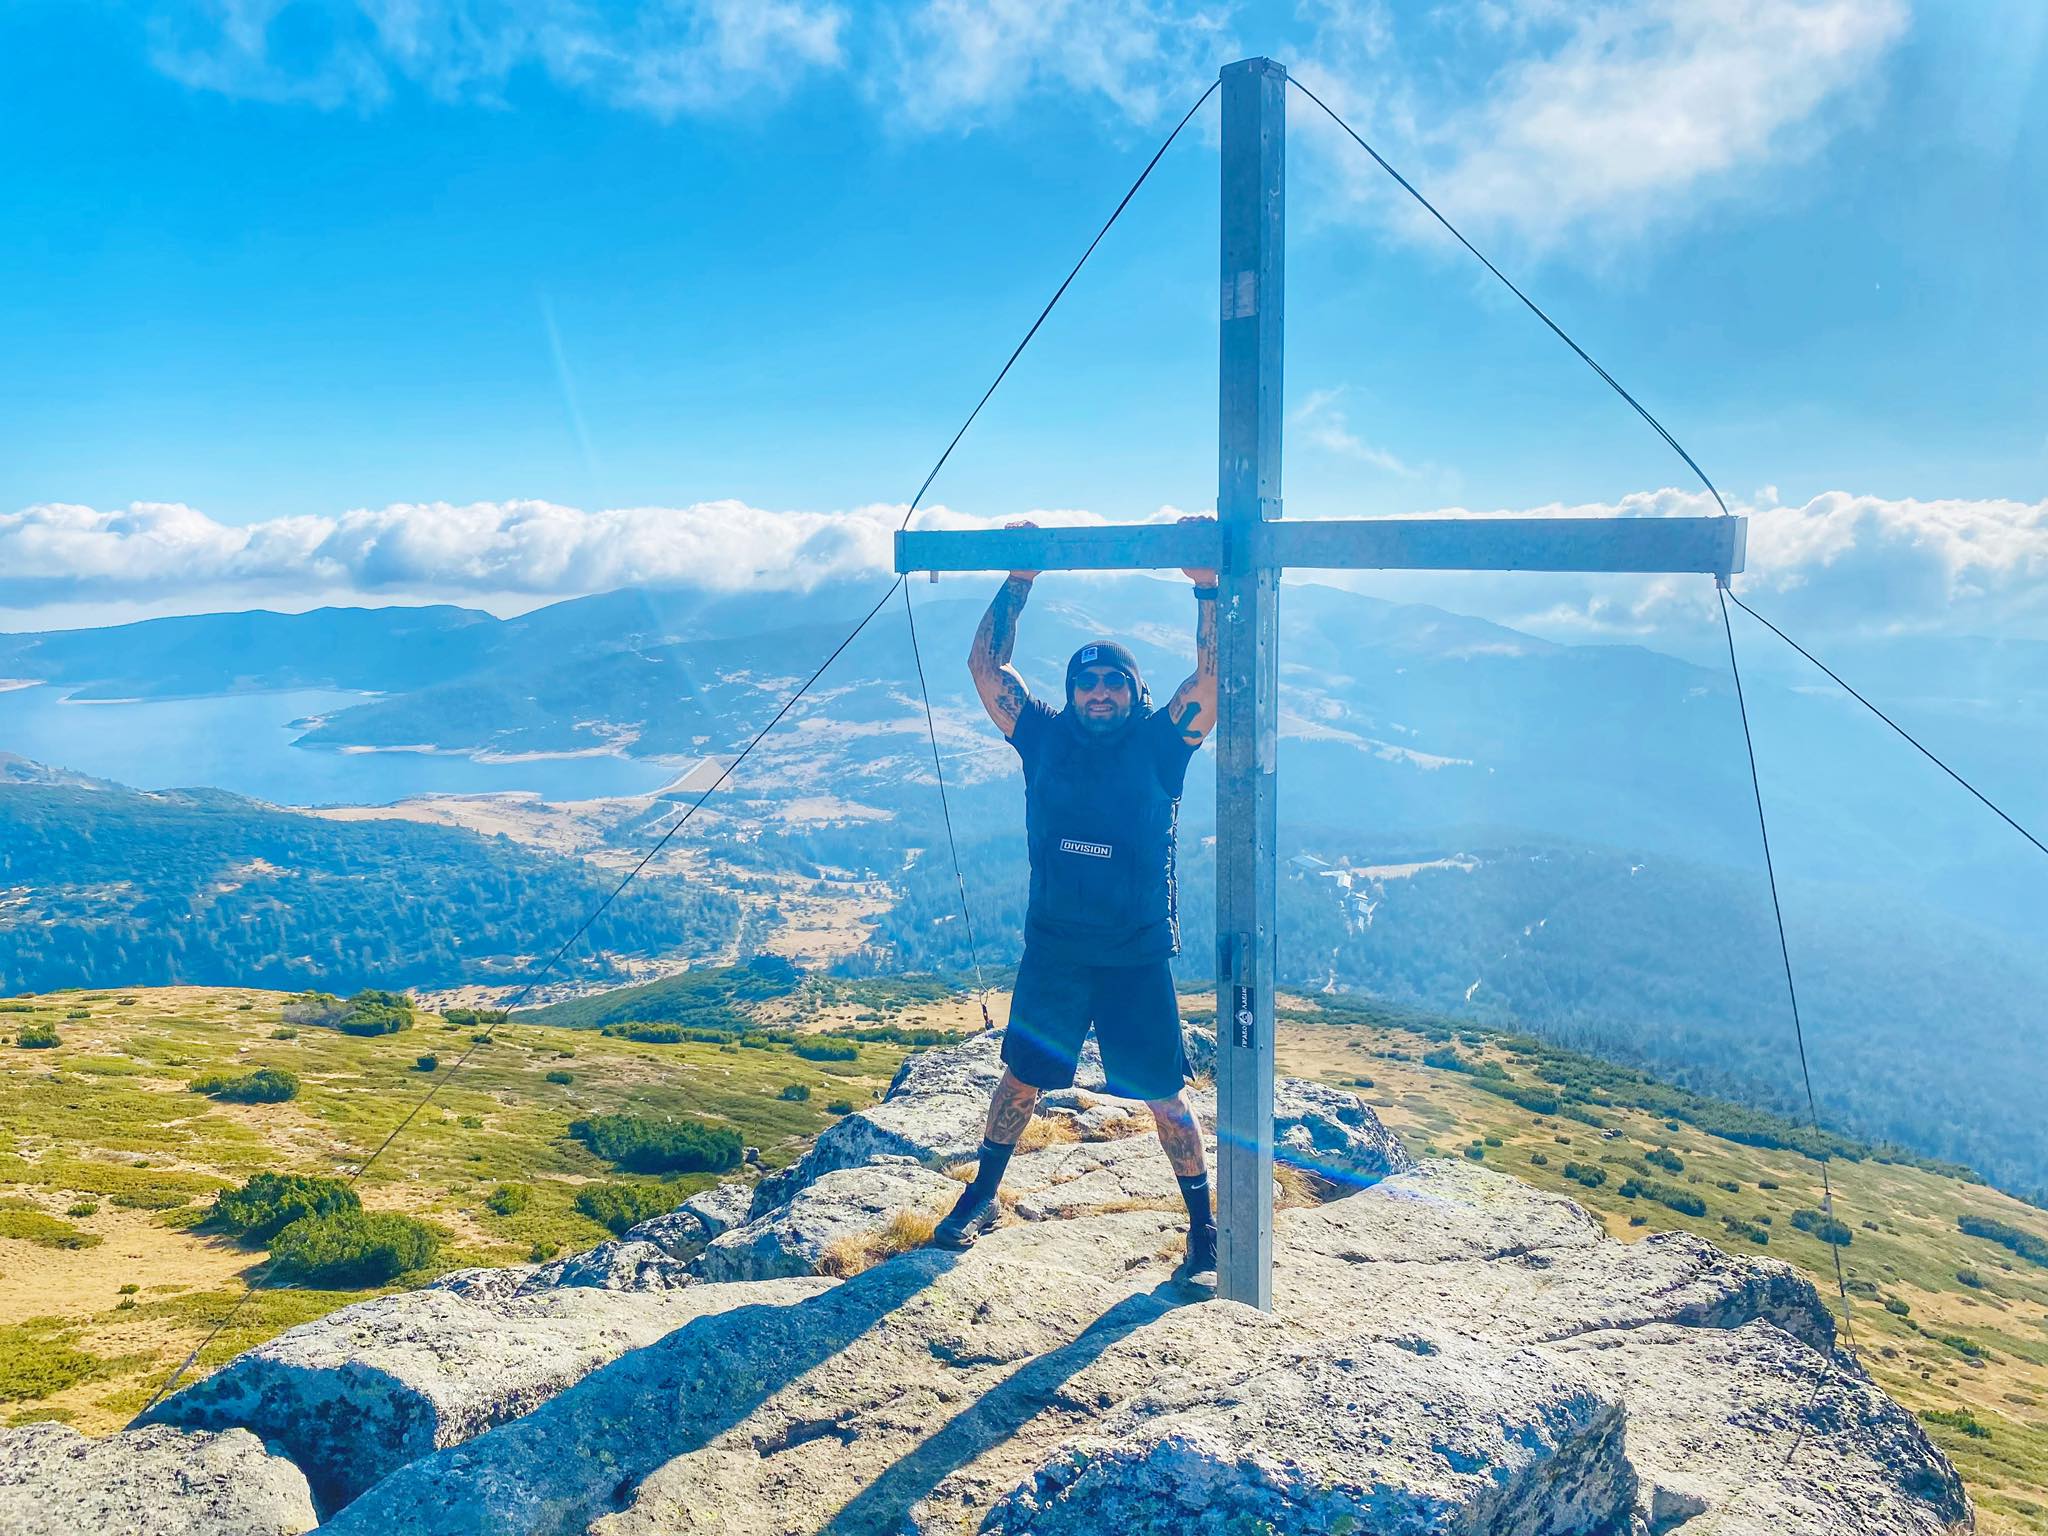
top-left (1001, 945), bottom-right (1187, 1102)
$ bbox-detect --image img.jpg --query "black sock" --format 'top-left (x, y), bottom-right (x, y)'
top-left (1176, 1172), bottom-right (1212, 1228)
top-left (957, 1139), bottom-right (1016, 1209)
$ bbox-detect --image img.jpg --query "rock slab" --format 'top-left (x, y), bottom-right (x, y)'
top-left (0, 1422), bottom-right (316, 1536)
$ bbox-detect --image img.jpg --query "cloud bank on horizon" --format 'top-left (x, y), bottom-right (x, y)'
top-left (4, 491), bottom-right (2041, 644)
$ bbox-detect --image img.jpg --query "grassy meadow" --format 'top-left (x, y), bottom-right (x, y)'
top-left (3, 979), bottom-right (2047, 1530)
top-left (0, 985), bottom-right (916, 1431)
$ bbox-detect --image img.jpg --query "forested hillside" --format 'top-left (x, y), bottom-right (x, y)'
top-left (0, 782), bottom-right (737, 994)
top-left (848, 823), bottom-right (2048, 1203)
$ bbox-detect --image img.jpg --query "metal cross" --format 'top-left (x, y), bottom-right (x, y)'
top-left (895, 56), bottom-right (1747, 1307)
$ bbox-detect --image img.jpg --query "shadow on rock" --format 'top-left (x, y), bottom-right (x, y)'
top-left (819, 1282), bottom-right (1195, 1536)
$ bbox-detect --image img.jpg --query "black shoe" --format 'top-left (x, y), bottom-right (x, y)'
top-left (930, 1191), bottom-right (1000, 1251)
top-left (1178, 1221), bottom-right (1218, 1288)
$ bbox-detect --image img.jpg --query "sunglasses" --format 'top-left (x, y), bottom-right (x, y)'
top-left (1073, 668), bottom-right (1132, 694)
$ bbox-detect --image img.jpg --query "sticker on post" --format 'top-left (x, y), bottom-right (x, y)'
top-left (1232, 984), bottom-right (1254, 1050)
top-left (1058, 838), bottom-right (1112, 859)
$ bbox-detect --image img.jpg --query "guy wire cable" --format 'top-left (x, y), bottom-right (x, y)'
top-left (134, 573), bottom-right (906, 1418)
top-left (1300, 72), bottom-right (1866, 1444)
top-left (892, 75), bottom-right (1220, 1024)
top-left (1725, 588), bottom-right (2046, 861)
top-left (1718, 581), bottom-right (1860, 1462)
top-left (1289, 76), bottom-right (1731, 518)
top-left (134, 74), bottom-right (1221, 1419)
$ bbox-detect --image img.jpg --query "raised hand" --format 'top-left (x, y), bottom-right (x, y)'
top-left (1005, 519), bottom-right (1041, 583)
top-left (1177, 513), bottom-right (1218, 588)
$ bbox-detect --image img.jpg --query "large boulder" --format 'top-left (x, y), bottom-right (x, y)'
top-left (696, 1158), bottom-right (961, 1283)
top-left (1550, 1320), bottom-right (1971, 1535)
top-left (972, 1328), bottom-right (1632, 1535)
top-left (140, 1273), bottom-right (832, 1517)
top-left (747, 1035), bottom-right (1007, 1217)
top-left (0, 1422), bottom-right (316, 1536)
top-left (1272, 1073), bottom-right (1416, 1188)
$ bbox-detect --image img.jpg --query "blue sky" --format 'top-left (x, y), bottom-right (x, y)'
top-left (0, 0), bottom-right (2042, 639)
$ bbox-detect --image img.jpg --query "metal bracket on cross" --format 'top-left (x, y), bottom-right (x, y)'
top-left (893, 55), bottom-right (1747, 1310)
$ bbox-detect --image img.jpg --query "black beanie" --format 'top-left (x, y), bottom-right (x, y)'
top-left (1065, 640), bottom-right (1146, 706)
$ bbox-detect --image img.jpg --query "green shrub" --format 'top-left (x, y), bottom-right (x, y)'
top-left (1884, 1296), bottom-right (1912, 1317)
top-left (267, 1210), bottom-right (441, 1287)
top-left (1957, 1268), bottom-right (1985, 1289)
top-left (826, 1098), bottom-right (855, 1115)
top-left (0, 1212), bottom-right (101, 1249)
top-left (570, 1113), bottom-right (742, 1175)
top-left (1958, 1214), bottom-right (2048, 1268)
top-left (1528, 1151), bottom-right (1549, 1166)
top-left (65, 1201), bottom-right (98, 1218)
top-left (1722, 1215), bottom-right (1770, 1245)
top-left (1619, 1179), bottom-right (1707, 1216)
top-left (0, 1001), bottom-right (32, 1012)
top-left (270, 1027), bottom-right (298, 1039)
top-left (1645, 1147), bottom-right (1685, 1173)
top-left (64, 1009), bottom-right (89, 1020)
top-left (457, 1114), bottom-right (483, 1129)
top-left (529, 1239), bottom-right (561, 1262)
top-left (779, 1083), bottom-right (811, 1102)
top-left (0, 1335), bottom-right (100, 1401)
top-left (1935, 1332), bottom-right (1991, 1360)
top-left (1789, 1208), bottom-right (1853, 1246)
top-left (1463, 1144), bottom-right (1485, 1161)
top-left (17, 1023), bottom-right (60, 1049)
top-left (1562, 1162), bottom-right (1606, 1189)
top-left (792, 1038), bottom-right (858, 1062)
top-left (1483, 1135), bottom-right (1503, 1148)
top-left (188, 1068), bottom-right (299, 1104)
top-left (575, 1182), bottom-right (671, 1235)
top-left (209, 1173), bottom-right (361, 1244)
top-left (442, 1007), bottom-right (510, 1027)
top-left (545, 1070), bottom-right (574, 1085)
top-left (1919, 1407), bottom-right (1991, 1440)
top-left (1757, 1178), bottom-right (1779, 1190)
top-left (484, 1184), bottom-right (531, 1216)
top-left (414, 1054), bottom-right (439, 1073)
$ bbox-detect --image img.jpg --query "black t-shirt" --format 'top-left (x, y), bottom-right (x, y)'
top-left (1009, 698), bottom-right (1200, 964)
top-left (1009, 698), bottom-right (1199, 797)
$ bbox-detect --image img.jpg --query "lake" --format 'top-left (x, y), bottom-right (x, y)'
top-left (0, 685), bottom-right (682, 805)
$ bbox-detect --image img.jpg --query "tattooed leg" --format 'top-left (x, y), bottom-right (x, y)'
top-left (983, 1069), bottom-right (1040, 1147)
top-left (1146, 1092), bottom-right (1208, 1179)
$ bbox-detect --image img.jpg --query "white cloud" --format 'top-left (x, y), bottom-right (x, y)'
top-left (149, 0), bottom-right (846, 117)
top-left (6, 490), bottom-right (2041, 644)
top-left (1332, 487), bottom-right (2048, 642)
top-left (1296, 0), bottom-right (1908, 249)
top-left (879, 0), bottom-right (1232, 130)
top-left (1290, 387), bottom-right (1417, 476)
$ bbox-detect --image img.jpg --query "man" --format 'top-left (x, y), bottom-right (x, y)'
top-left (931, 516), bottom-right (1220, 1286)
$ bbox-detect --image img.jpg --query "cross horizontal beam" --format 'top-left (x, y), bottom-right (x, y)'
top-left (896, 514), bottom-right (1746, 581)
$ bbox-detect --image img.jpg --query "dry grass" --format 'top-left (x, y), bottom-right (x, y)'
top-left (1079, 1111), bottom-right (1154, 1144)
top-left (1274, 1163), bottom-right (1329, 1210)
top-left (815, 1210), bottom-right (939, 1279)
top-left (1018, 1116), bottom-right (1083, 1151)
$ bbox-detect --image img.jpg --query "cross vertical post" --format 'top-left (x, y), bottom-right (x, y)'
top-left (1215, 55), bottom-right (1284, 1310)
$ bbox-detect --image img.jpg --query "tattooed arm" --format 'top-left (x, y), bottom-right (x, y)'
top-left (969, 521), bottom-right (1039, 739)
top-left (1163, 514), bottom-right (1220, 748)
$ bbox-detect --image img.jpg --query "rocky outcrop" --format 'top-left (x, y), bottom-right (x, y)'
top-left (0, 1422), bottom-right (316, 1536)
top-left (695, 1158), bottom-right (961, 1283)
top-left (140, 1274), bottom-right (832, 1515)
top-left (1550, 1320), bottom-right (1970, 1535)
top-left (100, 1031), bottom-right (1971, 1536)
top-left (972, 1326), bottom-right (1632, 1536)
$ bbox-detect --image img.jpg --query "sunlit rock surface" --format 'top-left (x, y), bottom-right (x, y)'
top-left (92, 1030), bottom-right (1967, 1535)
